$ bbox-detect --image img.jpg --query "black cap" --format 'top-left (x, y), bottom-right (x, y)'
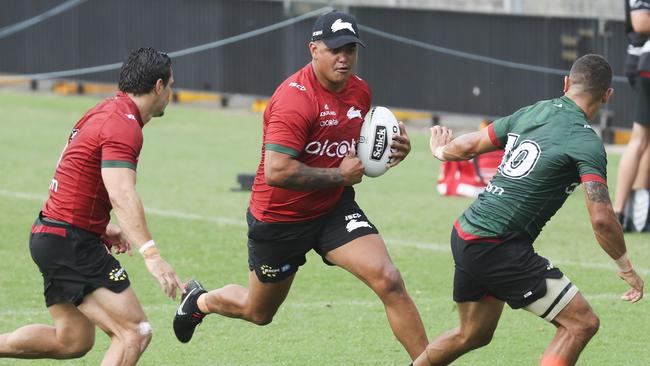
top-left (311, 10), bottom-right (365, 49)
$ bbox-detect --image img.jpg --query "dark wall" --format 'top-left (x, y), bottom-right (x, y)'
top-left (0, 0), bottom-right (634, 127)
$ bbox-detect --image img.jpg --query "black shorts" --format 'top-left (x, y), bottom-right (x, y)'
top-left (451, 228), bottom-right (563, 309)
top-left (29, 214), bottom-right (130, 307)
top-left (247, 187), bottom-right (379, 283)
top-left (632, 74), bottom-right (650, 127)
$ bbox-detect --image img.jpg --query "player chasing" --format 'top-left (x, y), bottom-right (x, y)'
top-left (413, 54), bottom-right (644, 366)
top-left (173, 10), bottom-right (429, 360)
top-left (0, 48), bottom-right (184, 365)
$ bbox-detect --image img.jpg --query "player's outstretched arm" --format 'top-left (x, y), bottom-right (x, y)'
top-left (429, 126), bottom-right (499, 162)
top-left (583, 181), bottom-right (644, 302)
top-left (102, 167), bottom-right (184, 300)
top-left (264, 149), bottom-right (363, 190)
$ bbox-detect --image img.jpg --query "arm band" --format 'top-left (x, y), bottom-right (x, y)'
top-left (139, 240), bottom-right (156, 256)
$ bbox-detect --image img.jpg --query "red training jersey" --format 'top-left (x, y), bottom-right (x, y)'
top-left (249, 63), bottom-right (371, 222)
top-left (42, 92), bottom-right (144, 234)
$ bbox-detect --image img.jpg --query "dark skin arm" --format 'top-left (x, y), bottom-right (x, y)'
top-left (264, 147), bottom-right (363, 191)
top-left (429, 126), bottom-right (500, 161)
top-left (583, 181), bottom-right (644, 302)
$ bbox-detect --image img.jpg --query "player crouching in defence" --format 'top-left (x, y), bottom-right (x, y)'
top-left (413, 54), bottom-right (644, 366)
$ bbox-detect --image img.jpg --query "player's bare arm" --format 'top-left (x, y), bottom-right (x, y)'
top-left (429, 126), bottom-right (499, 161)
top-left (583, 180), bottom-right (644, 302)
top-left (265, 149), bottom-right (363, 190)
top-left (388, 121), bottom-right (411, 168)
top-left (102, 167), bottom-right (184, 299)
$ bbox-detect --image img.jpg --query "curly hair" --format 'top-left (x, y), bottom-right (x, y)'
top-left (118, 47), bottom-right (172, 95)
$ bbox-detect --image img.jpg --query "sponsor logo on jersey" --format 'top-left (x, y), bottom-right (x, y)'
top-left (320, 119), bottom-right (339, 127)
top-left (331, 19), bottom-right (355, 34)
top-left (49, 178), bottom-right (59, 193)
top-left (346, 219), bottom-right (372, 232)
top-left (305, 138), bottom-right (355, 157)
top-left (485, 181), bottom-right (504, 195)
top-left (320, 104), bottom-right (336, 123)
top-left (347, 106), bottom-right (362, 120)
top-left (553, 103), bottom-right (563, 108)
top-left (288, 82), bottom-right (306, 91)
top-left (583, 124), bottom-right (593, 130)
top-left (371, 126), bottom-right (387, 161)
top-left (125, 113), bottom-right (136, 121)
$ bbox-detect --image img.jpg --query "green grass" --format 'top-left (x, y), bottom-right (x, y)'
top-left (0, 90), bottom-right (648, 365)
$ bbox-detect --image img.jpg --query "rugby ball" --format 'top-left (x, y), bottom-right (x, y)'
top-left (357, 106), bottom-right (400, 177)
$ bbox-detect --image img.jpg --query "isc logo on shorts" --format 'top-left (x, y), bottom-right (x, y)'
top-left (109, 267), bottom-right (127, 282)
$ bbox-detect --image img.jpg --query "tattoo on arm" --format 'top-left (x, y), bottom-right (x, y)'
top-left (585, 181), bottom-right (611, 203)
top-left (283, 165), bottom-right (343, 190)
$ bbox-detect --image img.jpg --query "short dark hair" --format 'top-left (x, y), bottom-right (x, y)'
top-left (118, 47), bottom-right (172, 95)
top-left (569, 54), bottom-right (612, 101)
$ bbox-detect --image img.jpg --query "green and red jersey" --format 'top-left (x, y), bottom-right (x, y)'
top-left (455, 95), bottom-right (608, 241)
top-left (249, 63), bottom-right (371, 222)
top-left (42, 92), bottom-right (143, 234)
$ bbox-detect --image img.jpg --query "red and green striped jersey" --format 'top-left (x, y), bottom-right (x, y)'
top-left (456, 95), bottom-right (607, 241)
top-left (42, 92), bottom-right (143, 234)
top-left (249, 63), bottom-right (371, 222)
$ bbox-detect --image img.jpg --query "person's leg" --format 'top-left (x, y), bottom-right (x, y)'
top-left (325, 234), bottom-right (428, 360)
top-left (413, 298), bottom-right (505, 366)
top-left (632, 144), bottom-right (650, 189)
top-left (614, 123), bottom-right (650, 214)
top-left (0, 302), bottom-right (95, 359)
top-left (539, 293), bottom-right (599, 366)
top-left (198, 271), bottom-right (296, 325)
top-left (78, 287), bottom-right (152, 366)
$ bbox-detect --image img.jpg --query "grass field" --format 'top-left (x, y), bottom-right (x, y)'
top-left (0, 90), bottom-right (648, 365)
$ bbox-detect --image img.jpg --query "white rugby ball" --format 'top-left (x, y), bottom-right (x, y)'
top-left (357, 106), bottom-right (400, 177)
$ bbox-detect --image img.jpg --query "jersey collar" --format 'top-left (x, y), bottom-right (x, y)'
top-left (558, 95), bottom-right (587, 120)
top-left (116, 91), bottom-right (144, 127)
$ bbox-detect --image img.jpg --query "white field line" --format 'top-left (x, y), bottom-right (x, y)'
top-left (0, 294), bottom-right (631, 317)
top-left (0, 188), bottom-right (247, 227)
top-left (1, 188), bottom-right (647, 276)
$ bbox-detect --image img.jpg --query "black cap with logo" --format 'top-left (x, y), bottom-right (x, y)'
top-left (311, 10), bottom-right (365, 49)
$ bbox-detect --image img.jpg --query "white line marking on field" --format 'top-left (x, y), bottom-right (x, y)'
top-left (0, 188), bottom-right (246, 227)
top-left (387, 239), bottom-right (650, 275)
top-left (146, 208), bottom-right (246, 226)
top-left (1, 188), bottom-right (647, 275)
top-left (0, 294), bottom-right (630, 317)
